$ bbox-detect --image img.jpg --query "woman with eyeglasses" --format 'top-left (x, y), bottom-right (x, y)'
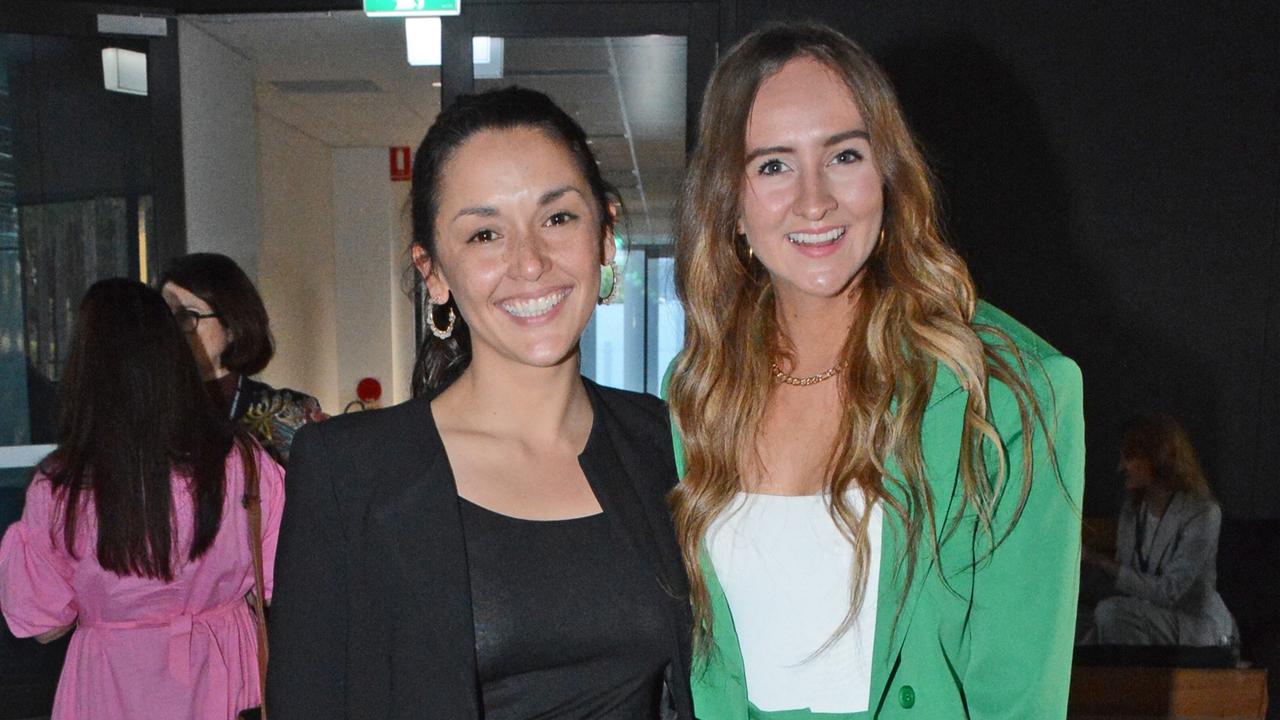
top-left (161, 253), bottom-right (326, 465)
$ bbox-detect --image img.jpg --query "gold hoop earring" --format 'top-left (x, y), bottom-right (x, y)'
top-left (427, 297), bottom-right (456, 339)
top-left (599, 260), bottom-right (620, 305)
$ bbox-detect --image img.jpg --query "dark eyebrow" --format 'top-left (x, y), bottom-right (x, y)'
top-left (451, 186), bottom-right (584, 222)
top-left (453, 206), bottom-right (499, 222)
top-left (826, 129), bottom-right (870, 146)
top-left (538, 185), bottom-right (584, 206)
top-left (745, 145), bottom-right (791, 163)
top-left (744, 129), bottom-right (871, 163)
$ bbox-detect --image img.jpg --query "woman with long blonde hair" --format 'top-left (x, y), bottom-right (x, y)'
top-left (666, 21), bottom-right (1085, 718)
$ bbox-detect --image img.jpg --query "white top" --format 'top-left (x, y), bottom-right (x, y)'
top-left (706, 491), bottom-right (882, 713)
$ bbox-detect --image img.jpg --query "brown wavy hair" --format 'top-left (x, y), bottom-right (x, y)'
top-left (667, 21), bottom-right (1049, 651)
top-left (1120, 413), bottom-right (1211, 501)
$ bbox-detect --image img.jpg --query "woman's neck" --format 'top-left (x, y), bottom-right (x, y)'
top-left (434, 350), bottom-right (590, 447)
top-left (773, 286), bottom-right (859, 375)
top-left (1144, 486), bottom-right (1176, 518)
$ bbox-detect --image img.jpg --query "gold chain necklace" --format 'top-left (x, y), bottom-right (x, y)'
top-left (770, 360), bottom-right (847, 387)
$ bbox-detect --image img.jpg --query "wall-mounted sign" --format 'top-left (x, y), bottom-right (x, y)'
top-left (390, 147), bottom-right (412, 182)
top-left (364, 0), bottom-right (460, 17)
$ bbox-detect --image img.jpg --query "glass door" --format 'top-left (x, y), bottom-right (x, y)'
top-left (0, 3), bottom-right (180, 453)
top-left (438, 2), bottom-right (720, 396)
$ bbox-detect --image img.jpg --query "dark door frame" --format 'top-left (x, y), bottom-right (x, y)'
top-left (0, 0), bottom-right (186, 269)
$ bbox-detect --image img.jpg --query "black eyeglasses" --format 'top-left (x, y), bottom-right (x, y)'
top-left (174, 308), bottom-right (219, 334)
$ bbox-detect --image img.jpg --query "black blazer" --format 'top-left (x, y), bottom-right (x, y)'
top-left (267, 379), bottom-right (694, 719)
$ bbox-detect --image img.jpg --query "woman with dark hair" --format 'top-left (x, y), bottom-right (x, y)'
top-left (267, 86), bottom-right (693, 719)
top-left (1082, 413), bottom-right (1236, 648)
top-left (665, 21), bottom-right (1084, 718)
top-left (0, 278), bottom-right (284, 719)
top-left (161, 252), bottom-right (326, 465)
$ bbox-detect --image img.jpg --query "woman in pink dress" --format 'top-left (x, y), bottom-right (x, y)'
top-left (0, 278), bottom-right (285, 720)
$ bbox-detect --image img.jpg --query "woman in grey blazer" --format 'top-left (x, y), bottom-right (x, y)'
top-left (1083, 413), bottom-right (1237, 647)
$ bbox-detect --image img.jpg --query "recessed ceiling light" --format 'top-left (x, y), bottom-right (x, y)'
top-left (405, 17), bottom-right (442, 66)
top-left (431, 81), bottom-right (442, 87)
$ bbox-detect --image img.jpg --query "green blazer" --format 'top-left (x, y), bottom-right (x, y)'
top-left (670, 302), bottom-right (1085, 719)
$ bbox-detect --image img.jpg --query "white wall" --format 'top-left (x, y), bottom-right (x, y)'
top-left (255, 114), bottom-right (341, 412)
top-left (331, 149), bottom-right (415, 410)
top-left (178, 20), bottom-right (417, 411)
top-left (177, 20), bottom-right (262, 279)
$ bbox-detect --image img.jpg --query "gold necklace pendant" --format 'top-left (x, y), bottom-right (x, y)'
top-left (770, 360), bottom-right (846, 387)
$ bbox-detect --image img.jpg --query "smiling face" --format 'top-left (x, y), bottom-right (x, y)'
top-left (416, 126), bottom-right (613, 371)
top-left (738, 56), bottom-right (884, 306)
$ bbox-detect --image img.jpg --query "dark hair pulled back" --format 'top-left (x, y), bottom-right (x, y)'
top-left (409, 86), bottom-right (619, 396)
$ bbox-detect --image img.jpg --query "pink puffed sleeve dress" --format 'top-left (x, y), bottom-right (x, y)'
top-left (0, 443), bottom-right (285, 720)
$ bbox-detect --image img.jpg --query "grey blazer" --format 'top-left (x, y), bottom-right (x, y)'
top-left (1114, 491), bottom-right (1236, 645)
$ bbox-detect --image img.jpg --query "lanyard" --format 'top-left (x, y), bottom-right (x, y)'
top-left (228, 374), bottom-right (245, 421)
top-left (1134, 491), bottom-right (1177, 574)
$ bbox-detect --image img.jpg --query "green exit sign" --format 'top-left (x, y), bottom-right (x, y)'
top-left (364, 0), bottom-right (461, 17)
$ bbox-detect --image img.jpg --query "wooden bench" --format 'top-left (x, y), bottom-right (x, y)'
top-left (1069, 665), bottom-right (1269, 719)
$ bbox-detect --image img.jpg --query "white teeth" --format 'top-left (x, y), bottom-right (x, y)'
top-left (501, 289), bottom-right (570, 318)
top-left (787, 227), bottom-right (846, 245)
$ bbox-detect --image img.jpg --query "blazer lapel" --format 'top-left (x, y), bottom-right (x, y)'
top-left (693, 363), bottom-right (970, 716)
top-left (580, 381), bottom-right (693, 716)
top-left (581, 382), bottom-right (684, 593)
top-left (369, 400), bottom-right (481, 719)
top-left (1148, 492), bottom-right (1185, 574)
top-left (870, 363), bottom-right (969, 713)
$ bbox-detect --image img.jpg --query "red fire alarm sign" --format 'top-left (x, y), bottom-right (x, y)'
top-left (389, 146), bottom-right (412, 182)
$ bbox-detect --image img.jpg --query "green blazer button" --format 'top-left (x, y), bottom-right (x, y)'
top-left (898, 685), bottom-right (916, 709)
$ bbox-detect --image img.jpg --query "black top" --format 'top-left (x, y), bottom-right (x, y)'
top-left (461, 499), bottom-right (668, 718)
top-left (266, 378), bottom-right (694, 720)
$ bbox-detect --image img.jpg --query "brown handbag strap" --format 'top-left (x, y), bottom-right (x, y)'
top-left (242, 441), bottom-right (269, 720)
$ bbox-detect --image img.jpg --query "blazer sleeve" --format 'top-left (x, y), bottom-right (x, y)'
top-left (963, 353), bottom-right (1085, 719)
top-left (266, 424), bottom-right (349, 719)
top-left (1115, 501), bottom-right (1220, 608)
top-left (660, 359), bottom-right (687, 479)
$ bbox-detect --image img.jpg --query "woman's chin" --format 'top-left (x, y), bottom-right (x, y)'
top-left (479, 336), bottom-right (581, 372)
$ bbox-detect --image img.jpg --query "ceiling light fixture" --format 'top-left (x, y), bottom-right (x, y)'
top-left (405, 17), bottom-right (442, 66)
top-left (102, 48), bottom-right (148, 96)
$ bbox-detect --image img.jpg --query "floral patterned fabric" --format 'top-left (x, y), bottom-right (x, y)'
top-left (236, 378), bottom-right (327, 466)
